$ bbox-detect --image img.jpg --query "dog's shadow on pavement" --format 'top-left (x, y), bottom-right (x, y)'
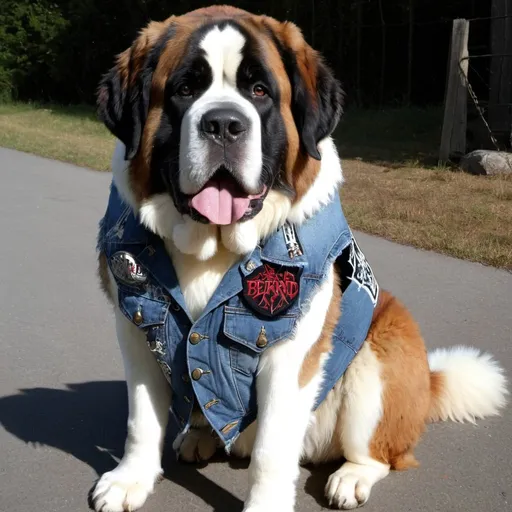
top-left (0, 381), bottom-right (245, 511)
top-left (0, 381), bottom-right (126, 474)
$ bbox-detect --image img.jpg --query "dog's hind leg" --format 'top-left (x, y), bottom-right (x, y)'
top-left (92, 307), bottom-right (171, 512)
top-left (178, 407), bottom-right (220, 462)
top-left (326, 293), bottom-right (432, 509)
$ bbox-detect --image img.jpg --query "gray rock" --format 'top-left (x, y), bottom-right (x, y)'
top-left (460, 150), bottom-right (512, 176)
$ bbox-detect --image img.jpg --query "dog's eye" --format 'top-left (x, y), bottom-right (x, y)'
top-left (252, 84), bottom-right (267, 97)
top-left (178, 84), bottom-right (192, 97)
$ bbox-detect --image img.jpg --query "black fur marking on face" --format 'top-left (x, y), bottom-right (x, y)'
top-left (236, 32), bottom-right (292, 197)
top-left (151, 51), bottom-right (214, 203)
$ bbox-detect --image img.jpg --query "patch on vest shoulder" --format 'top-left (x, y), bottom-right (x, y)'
top-left (110, 251), bottom-right (147, 286)
top-left (283, 223), bottom-right (303, 258)
top-left (347, 237), bottom-right (379, 305)
top-left (242, 263), bottom-right (301, 317)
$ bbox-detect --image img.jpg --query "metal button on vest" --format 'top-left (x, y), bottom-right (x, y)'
top-left (245, 260), bottom-right (257, 272)
top-left (133, 310), bottom-right (143, 325)
top-left (256, 326), bottom-right (268, 348)
top-left (189, 332), bottom-right (201, 345)
top-left (191, 368), bottom-right (204, 381)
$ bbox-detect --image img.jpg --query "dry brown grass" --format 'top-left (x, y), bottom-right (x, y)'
top-left (1, 103), bottom-right (511, 269)
top-left (342, 159), bottom-right (512, 270)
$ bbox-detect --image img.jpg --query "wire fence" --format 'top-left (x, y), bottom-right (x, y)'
top-left (464, 16), bottom-right (512, 151)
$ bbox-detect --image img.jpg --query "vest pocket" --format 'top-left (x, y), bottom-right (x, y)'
top-left (229, 345), bottom-right (260, 377)
top-left (223, 306), bottom-right (297, 353)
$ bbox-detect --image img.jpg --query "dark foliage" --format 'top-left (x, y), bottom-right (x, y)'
top-left (0, 0), bottom-right (492, 106)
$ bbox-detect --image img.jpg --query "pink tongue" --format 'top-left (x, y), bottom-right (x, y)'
top-left (190, 179), bottom-right (251, 225)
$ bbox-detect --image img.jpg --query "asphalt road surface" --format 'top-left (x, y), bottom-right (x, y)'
top-left (1, 147), bottom-right (511, 512)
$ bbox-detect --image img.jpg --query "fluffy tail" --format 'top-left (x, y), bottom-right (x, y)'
top-left (428, 346), bottom-right (508, 423)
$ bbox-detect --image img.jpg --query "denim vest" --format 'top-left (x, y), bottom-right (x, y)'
top-left (97, 184), bottom-right (379, 451)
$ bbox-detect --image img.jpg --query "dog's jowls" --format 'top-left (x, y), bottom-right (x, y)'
top-left (92, 6), bottom-right (507, 512)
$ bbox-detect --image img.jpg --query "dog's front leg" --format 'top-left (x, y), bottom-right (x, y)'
top-left (92, 308), bottom-right (171, 512)
top-left (244, 270), bottom-right (335, 512)
top-left (243, 347), bottom-right (320, 512)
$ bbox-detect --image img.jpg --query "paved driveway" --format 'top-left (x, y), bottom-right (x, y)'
top-left (0, 147), bottom-right (511, 512)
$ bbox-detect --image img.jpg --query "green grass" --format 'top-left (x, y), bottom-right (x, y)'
top-left (0, 103), bottom-right (114, 170)
top-left (0, 102), bottom-right (511, 270)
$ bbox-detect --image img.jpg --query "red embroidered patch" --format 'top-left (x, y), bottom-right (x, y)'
top-left (242, 264), bottom-right (301, 317)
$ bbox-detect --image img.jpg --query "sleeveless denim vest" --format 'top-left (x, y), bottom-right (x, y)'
top-left (97, 183), bottom-right (379, 451)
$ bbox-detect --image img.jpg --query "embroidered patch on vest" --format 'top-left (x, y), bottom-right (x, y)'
top-left (242, 264), bottom-right (301, 317)
top-left (110, 251), bottom-right (147, 286)
top-left (347, 238), bottom-right (379, 305)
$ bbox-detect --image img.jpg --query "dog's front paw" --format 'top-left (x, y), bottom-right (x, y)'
top-left (91, 463), bottom-right (162, 512)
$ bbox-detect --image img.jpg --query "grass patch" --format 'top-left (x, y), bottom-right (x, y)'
top-left (0, 103), bottom-right (114, 170)
top-left (1, 103), bottom-right (511, 269)
top-left (342, 161), bottom-right (512, 270)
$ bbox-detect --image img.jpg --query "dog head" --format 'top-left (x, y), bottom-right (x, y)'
top-left (98, 5), bottom-right (344, 259)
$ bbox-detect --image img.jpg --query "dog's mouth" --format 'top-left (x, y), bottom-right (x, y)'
top-left (187, 167), bottom-right (267, 225)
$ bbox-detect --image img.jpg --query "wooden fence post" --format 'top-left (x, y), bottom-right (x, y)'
top-left (439, 19), bottom-right (470, 165)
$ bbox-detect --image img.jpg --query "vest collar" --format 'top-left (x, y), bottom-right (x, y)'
top-left (257, 228), bottom-right (307, 267)
top-left (259, 193), bottom-right (349, 269)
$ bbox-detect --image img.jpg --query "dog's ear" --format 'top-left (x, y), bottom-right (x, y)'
top-left (97, 22), bottom-right (174, 160)
top-left (292, 52), bottom-right (344, 160)
top-left (278, 23), bottom-right (344, 160)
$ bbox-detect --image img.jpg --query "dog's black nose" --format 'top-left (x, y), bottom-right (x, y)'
top-left (200, 108), bottom-right (248, 144)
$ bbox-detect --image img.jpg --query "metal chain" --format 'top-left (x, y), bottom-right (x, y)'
top-left (459, 59), bottom-right (501, 151)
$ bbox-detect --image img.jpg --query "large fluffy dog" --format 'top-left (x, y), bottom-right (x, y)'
top-left (93, 6), bottom-right (507, 512)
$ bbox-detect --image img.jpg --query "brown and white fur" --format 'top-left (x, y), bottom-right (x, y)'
top-left (92, 6), bottom-right (507, 512)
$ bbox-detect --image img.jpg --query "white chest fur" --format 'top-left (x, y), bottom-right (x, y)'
top-left (165, 239), bottom-right (241, 321)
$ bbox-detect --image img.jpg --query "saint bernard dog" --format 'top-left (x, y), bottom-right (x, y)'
top-left (92, 5), bottom-right (507, 512)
